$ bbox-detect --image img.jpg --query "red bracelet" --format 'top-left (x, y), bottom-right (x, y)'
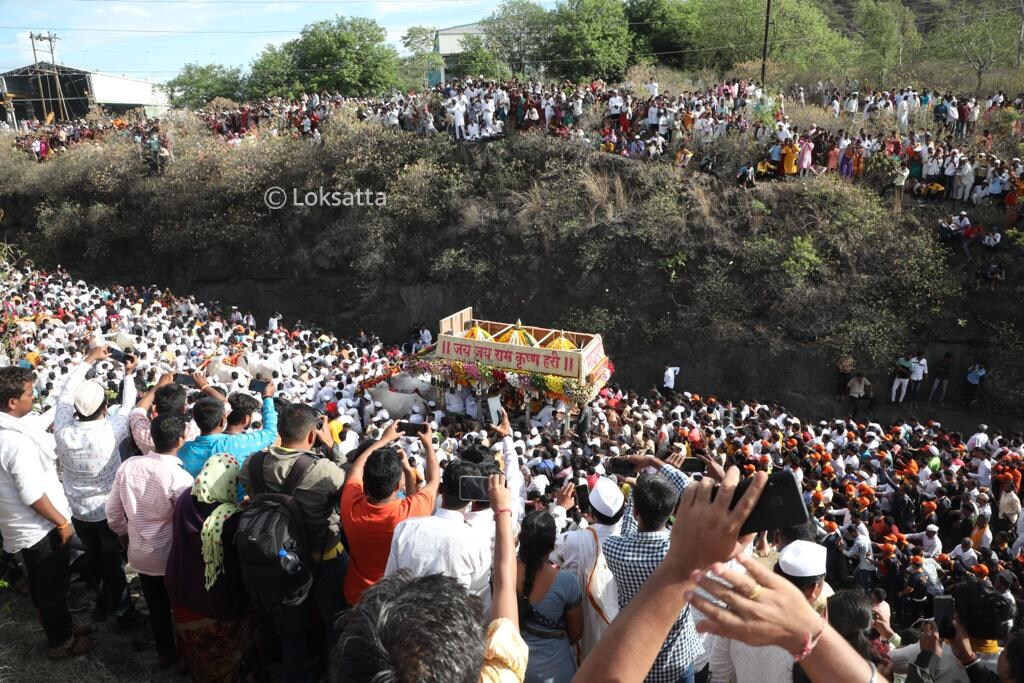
top-left (493, 508), bottom-right (512, 520)
top-left (792, 614), bottom-right (827, 662)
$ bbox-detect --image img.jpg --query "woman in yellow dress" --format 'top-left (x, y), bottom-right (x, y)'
top-left (782, 140), bottom-right (799, 176)
top-left (852, 143), bottom-right (865, 178)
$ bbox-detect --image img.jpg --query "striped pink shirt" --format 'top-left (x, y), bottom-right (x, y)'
top-left (105, 451), bottom-right (194, 577)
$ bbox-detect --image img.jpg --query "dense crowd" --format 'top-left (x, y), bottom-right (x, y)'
top-left (7, 117), bottom-right (173, 170)
top-left (2, 260), bottom-right (1024, 683)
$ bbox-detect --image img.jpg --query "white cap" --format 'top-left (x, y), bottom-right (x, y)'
top-left (374, 401), bottom-right (383, 408)
top-left (74, 380), bottom-right (106, 416)
top-left (609, 445), bottom-right (621, 456)
top-left (778, 540), bottom-right (827, 578)
top-left (590, 477), bottom-right (625, 517)
top-left (412, 405), bottom-right (420, 414)
top-left (926, 524), bottom-right (939, 532)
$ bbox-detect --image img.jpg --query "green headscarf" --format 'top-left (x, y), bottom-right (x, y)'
top-left (192, 453), bottom-right (242, 590)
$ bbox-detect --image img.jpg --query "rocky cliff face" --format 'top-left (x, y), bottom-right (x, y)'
top-left (2, 120), bottom-right (1021, 430)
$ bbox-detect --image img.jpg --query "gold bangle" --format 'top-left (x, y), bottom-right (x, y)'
top-left (56, 522), bottom-right (71, 530)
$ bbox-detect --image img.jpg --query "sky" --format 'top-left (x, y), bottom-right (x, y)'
top-left (0, 0), bottom-right (558, 83)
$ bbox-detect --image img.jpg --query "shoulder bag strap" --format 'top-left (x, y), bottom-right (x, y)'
top-left (586, 527), bottom-right (613, 625)
top-left (248, 450), bottom-right (269, 496)
top-left (281, 454), bottom-right (314, 497)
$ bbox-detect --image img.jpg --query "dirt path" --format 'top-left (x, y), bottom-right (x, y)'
top-left (0, 573), bottom-right (179, 683)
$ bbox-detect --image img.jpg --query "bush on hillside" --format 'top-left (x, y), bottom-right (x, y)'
top-left (0, 112), bottom-right (966, 384)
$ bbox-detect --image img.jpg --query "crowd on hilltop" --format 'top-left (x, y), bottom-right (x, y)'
top-left (6, 117), bottom-right (173, 171)
top-left (3, 261), bottom-right (1024, 683)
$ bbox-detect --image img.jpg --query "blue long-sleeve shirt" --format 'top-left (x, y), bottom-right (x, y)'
top-left (178, 398), bottom-right (278, 477)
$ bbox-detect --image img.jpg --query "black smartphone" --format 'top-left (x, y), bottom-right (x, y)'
top-left (459, 475), bottom-right (491, 502)
top-left (680, 458), bottom-right (706, 473)
top-left (249, 379), bottom-right (268, 393)
top-left (713, 471), bottom-right (809, 535)
top-left (933, 595), bottom-right (955, 639)
top-left (399, 421), bottom-right (427, 436)
top-left (108, 348), bottom-right (128, 363)
top-left (607, 458), bottom-right (636, 476)
top-left (173, 372), bottom-right (197, 388)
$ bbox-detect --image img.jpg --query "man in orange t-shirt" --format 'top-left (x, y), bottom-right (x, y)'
top-left (340, 420), bottom-right (439, 605)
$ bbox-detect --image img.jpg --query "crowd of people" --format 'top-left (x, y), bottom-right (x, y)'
top-left (2, 260), bottom-right (1024, 683)
top-left (7, 117), bottom-right (173, 170)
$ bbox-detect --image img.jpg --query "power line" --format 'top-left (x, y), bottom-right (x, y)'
top-left (4, 2), bottom-right (1018, 78)
top-left (7, 1), bottom-right (1016, 37)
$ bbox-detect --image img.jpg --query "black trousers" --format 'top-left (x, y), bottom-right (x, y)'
top-left (72, 518), bottom-right (131, 617)
top-left (139, 573), bottom-right (175, 657)
top-left (19, 528), bottom-right (73, 647)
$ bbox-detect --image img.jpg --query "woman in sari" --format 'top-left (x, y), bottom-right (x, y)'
top-left (166, 454), bottom-right (251, 682)
top-left (827, 142), bottom-right (840, 173)
top-left (840, 144), bottom-right (855, 180)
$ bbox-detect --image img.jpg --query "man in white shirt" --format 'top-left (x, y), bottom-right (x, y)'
top-left (950, 538), bottom-right (979, 570)
top-left (711, 541), bottom-right (826, 683)
top-left (844, 526), bottom-right (876, 592)
top-left (908, 350), bottom-right (928, 405)
top-left (967, 425), bottom-right (990, 452)
top-left (607, 91), bottom-right (624, 116)
top-left (444, 387), bottom-right (466, 416)
top-left (968, 449), bottom-right (993, 489)
top-left (905, 524), bottom-right (943, 557)
top-left (384, 459), bottom-right (493, 612)
top-left (0, 365), bottom-right (88, 657)
top-left (550, 475), bottom-right (622, 658)
top-left (53, 347), bottom-right (138, 622)
top-left (662, 364), bottom-right (681, 397)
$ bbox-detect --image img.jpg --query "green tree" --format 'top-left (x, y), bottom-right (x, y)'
top-left (624, 0), bottom-right (696, 68)
top-left (547, 0), bottom-right (632, 80)
top-left (854, 0), bottom-right (920, 83)
top-left (458, 35), bottom-right (513, 80)
top-left (929, 1), bottom-right (1018, 91)
top-left (247, 44), bottom-right (301, 99)
top-left (164, 63), bottom-right (245, 108)
top-left (689, 0), bottom-right (852, 74)
top-left (287, 16), bottom-right (399, 95)
top-left (481, 0), bottom-right (552, 73)
top-left (401, 26), bottom-right (445, 89)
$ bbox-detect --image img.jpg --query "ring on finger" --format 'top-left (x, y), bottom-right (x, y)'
top-left (747, 583), bottom-right (763, 601)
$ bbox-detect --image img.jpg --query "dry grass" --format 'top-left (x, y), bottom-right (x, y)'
top-left (580, 169), bottom-right (629, 222)
top-left (509, 181), bottom-right (549, 226)
top-left (0, 576), bottom-right (179, 683)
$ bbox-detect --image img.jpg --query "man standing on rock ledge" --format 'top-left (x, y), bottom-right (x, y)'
top-left (662, 363), bottom-right (680, 398)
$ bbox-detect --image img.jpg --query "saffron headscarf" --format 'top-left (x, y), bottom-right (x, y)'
top-left (192, 453), bottom-right (242, 590)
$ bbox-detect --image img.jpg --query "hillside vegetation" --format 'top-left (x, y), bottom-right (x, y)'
top-left (5, 110), bottom-right (1024, 418)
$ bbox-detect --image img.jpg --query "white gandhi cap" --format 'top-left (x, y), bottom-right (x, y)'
top-left (589, 477), bottom-right (625, 518)
top-left (778, 540), bottom-right (827, 578)
top-left (74, 380), bottom-right (106, 416)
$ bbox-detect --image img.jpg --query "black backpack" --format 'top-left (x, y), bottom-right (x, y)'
top-left (234, 451), bottom-right (315, 606)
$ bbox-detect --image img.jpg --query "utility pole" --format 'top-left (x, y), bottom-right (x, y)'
top-left (33, 32), bottom-right (68, 121)
top-left (760, 0), bottom-right (772, 86)
top-left (29, 33), bottom-right (48, 121)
